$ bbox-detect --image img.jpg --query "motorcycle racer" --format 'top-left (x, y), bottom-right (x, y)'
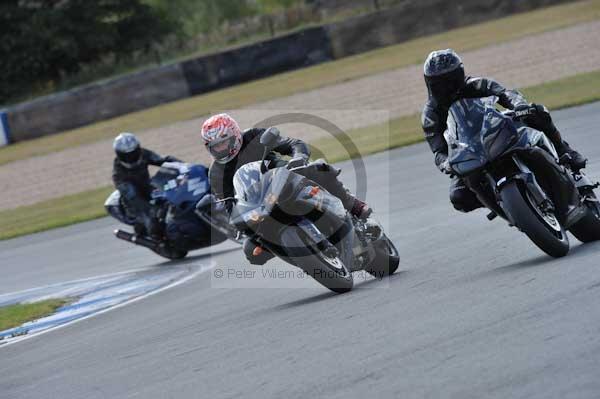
top-left (112, 132), bottom-right (180, 237)
top-left (421, 49), bottom-right (587, 212)
top-left (199, 113), bottom-right (371, 264)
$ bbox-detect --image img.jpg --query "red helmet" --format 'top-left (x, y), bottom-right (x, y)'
top-left (201, 113), bottom-right (243, 164)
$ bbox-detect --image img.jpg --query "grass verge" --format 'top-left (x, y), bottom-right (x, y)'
top-left (2, 70), bottom-right (600, 240)
top-left (0, 299), bottom-right (71, 332)
top-left (0, 187), bottom-right (113, 240)
top-left (313, 69), bottom-right (600, 163)
top-left (1, 0), bottom-right (599, 165)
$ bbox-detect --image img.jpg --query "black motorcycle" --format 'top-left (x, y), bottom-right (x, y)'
top-left (446, 97), bottom-right (600, 257)
top-left (227, 128), bottom-right (399, 293)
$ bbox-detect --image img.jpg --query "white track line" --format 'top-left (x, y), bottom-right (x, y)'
top-left (0, 262), bottom-right (215, 348)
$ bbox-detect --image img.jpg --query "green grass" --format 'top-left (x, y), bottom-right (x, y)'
top-left (1, 0), bottom-right (599, 166)
top-left (0, 299), bottom-right (71, 332)
top-left (520, 71), bottom-right (600, 110)
top-left (0, 187), bottom-right (113, 240)
top-left (2, 70), bottom-right (600, 241)
top-left (312, 69), bottom-right (600, 163)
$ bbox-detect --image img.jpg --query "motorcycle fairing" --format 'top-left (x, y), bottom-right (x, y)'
top-left (152, 163), bottom-right (210, 210)
top-left (446, 97), bottom-right (518, 176)
top-left (231, 162), bottom-right (347, 229)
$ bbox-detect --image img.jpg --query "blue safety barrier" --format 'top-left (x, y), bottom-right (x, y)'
top-left (0, 111), bottom-right (11, 146)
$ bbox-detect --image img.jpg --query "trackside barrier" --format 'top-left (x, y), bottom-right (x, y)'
top-left (5, 0), bottom-right (570, 142)
top-left (0, 111), bottom-right (11, 146)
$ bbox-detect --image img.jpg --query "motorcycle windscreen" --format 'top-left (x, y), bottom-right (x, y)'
top-left (446, 97), bottom-right (508, 176)
top-left (480, 109), bottom-right (519, 160)
top-left (234, 162), bottom-right (270, 206)
top-left (232, 161), bottom-right (299, 229)
top-left (232, 161), bottom-right (280, 220)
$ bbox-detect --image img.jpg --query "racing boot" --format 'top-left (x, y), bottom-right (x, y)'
top-left (556, 141), bottom-right (587, 171)
top-left (531, 108), bottom-right (587, 170)
top-left (141, 213), bottom-right (163, 241)
top-left (348, 197), bottom-right (372, 220)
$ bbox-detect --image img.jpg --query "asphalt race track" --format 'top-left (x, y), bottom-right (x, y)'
top-left (1, 103), bottom-right (600, 399)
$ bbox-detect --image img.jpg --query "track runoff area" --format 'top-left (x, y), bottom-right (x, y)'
top-left (0, 102), bottom-right (599, 398)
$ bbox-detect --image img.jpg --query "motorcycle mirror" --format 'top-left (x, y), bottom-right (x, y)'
top-left (260, 127), bottom-right (280, 148)
top-left (260, 147), bottom-right (269, 174)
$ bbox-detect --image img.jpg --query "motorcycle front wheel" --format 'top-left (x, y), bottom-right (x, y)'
top-left (198, 211), bottom-right (244, 245)
top-left (499, 180), bottom-right (569, 258)
top-left (280, 226), bottom-right (354, 294)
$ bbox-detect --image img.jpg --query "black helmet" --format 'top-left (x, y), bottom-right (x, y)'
top-left (423, 49), bottom-right (465, 101)
top-left (113, 132), bottom-right (142, 168)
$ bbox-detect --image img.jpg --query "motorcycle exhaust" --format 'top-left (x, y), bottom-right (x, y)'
top-left (114, 229), bottom-right (160, 251)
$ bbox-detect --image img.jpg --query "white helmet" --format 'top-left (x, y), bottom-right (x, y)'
top-left (200, 114), bottom-right (243, 164)
top-left (113, 132), bottom-right (142, 168)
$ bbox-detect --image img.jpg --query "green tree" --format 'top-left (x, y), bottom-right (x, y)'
top-left (255, 0), bottom-right (299, 36)
top-left (0, 0), bottom-right (173, 104)
top-left (144, 0), bottom-right (256, 37)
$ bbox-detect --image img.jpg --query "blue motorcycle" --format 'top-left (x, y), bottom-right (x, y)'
top-left (105, 162), bottom-right (240, 260)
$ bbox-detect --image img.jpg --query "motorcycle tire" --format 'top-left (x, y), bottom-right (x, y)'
top-left (154, 246), bottom-right (188, 260)
top-left (500, 180), bottom-right (569, 258)
top-left (569, 191), bottom-right (600, 243)
top-left (365, 235), bottom-right (400, 278)
top-left (280, 226), bottom-right (354, 294)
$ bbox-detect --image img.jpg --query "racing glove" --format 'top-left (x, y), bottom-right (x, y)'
top-left (287, 154), bottom-right (309, 169)
top-left (439, 159), bottom-right (454, 176)
top-left (514, 103), bottom-right (537, 119)
top-left (436, 153), bottom-right (453, 175)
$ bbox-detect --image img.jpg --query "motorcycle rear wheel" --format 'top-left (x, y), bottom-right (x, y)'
top-left (154, 246), bottom-right (188, 260)
top-left (500, 180), bottom-right (569, 258)
top-left (569, 191), bottom-right (600, 243)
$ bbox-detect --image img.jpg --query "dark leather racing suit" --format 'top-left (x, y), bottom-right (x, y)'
top-left (112, 149), bottom-right (179, 233)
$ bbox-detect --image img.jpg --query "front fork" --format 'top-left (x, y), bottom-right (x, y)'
top-left (499, 156), bottom-right (553, 209)
top-left (466, 155), bottom-right (560, 225)
top-left (296, 217), bottom-right (358, 272)
top-left (492, 151), bottom-right (583, 226)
